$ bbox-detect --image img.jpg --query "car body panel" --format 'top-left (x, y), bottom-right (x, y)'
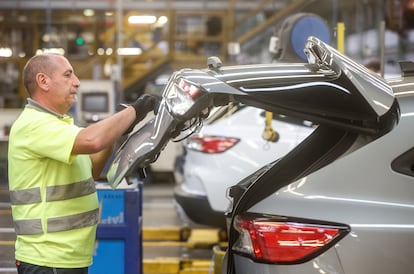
top-left (232, 246), bottom-right (345, 274)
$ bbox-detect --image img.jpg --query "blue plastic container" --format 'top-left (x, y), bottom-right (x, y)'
top-left (90, 184), bottom-right (142, 274)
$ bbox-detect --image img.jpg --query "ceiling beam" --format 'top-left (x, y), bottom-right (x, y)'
top-left (0, 0), bottom-right (286, 11)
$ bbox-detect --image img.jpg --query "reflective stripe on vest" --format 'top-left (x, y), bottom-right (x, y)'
top-left (47, 208), bottom-right (99, 233)
top-left (13, 208), bottom-right (99, 235)
top-left (10, 178), bottom-right (98, 235)
top-left (46, 178), bottom-right (96, 202)
top-left (14, 218), bottom-right (43, 235)
top-left (9, 178), bottom-right (96, 204)
top-left (9, 187), bottom-right (41, 205)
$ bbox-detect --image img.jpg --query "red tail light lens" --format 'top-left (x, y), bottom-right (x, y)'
top-left (186, 135), bottom-right (240, 154)
top-left (178, 78), bottom-right (202, 99)
top-left (233, 213), bottom-right (349, 264)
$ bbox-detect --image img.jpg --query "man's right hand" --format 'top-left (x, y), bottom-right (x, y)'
top-left (132, 94), bottom-right (159, 120)
top-left (124, 94), bottom-right (160, 135)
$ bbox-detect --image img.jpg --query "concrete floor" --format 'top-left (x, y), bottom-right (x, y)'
top-left (0, 182), bottom-right (221, 274)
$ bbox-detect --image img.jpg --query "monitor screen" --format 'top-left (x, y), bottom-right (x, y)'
top-left (81, 92), bottom-right (109, 113)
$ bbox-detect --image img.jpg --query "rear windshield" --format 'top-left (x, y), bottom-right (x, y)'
top-left (262, 112), bottom-right (315, 128)
top-left (206, 103), bottom-right (314, 128)
top-left (205, 104), bottom-right (245, 125)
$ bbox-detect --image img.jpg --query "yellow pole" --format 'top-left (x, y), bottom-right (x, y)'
top-left (262, 111), bottom-right (278, 142)
top-left (337, 22), bottom-right (345, 53)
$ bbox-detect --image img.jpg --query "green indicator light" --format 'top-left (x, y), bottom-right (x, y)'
top-left (76, 37), bottom-right (85, 45)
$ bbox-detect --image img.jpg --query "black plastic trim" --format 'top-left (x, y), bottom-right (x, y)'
top-left (391, 146), bottom-right (414, 177)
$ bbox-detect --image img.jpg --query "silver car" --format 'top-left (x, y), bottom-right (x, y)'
top-left (224, 67), bottom-right (414, 273)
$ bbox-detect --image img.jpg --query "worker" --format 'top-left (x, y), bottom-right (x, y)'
top-left (7, 53), bottom-right (158, 274)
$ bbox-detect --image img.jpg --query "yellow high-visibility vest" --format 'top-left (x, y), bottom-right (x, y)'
top-left (8, 99), bottom-right (99, 268)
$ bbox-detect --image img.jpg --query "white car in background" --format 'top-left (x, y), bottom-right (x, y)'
top-left (173, 104), bottom-right (315, 227)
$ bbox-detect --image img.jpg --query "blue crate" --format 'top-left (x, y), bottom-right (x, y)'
top-left (90, 184), bottom-right (142, 274)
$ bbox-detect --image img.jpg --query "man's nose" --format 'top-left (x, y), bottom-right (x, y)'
top-left (73, 75), bottom-right (81, 87)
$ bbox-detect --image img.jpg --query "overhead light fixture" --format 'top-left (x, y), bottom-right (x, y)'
top-left (0, 47), bottom-right (12, 57)
top-left (36, 48), bottom-right (65, 55)
top-left (106, 48), bottom-right (113, 55)
top-left (97, 48), bottom-right (105, 55)
top-left (83, 9), bottom-right (95, 17)
top-left (117, 47), bottom-right (142, 56)
top-left (157, 16), bottom-right (168, 25)
top-left (128, 15), bottom-right (157, 24)
top-left (154, 16), bottom-right (168, 27)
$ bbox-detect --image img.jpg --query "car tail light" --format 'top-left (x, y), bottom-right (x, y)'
top-left (177, 78), bottom-right (202, 99)
top-left (164, 76), bottom-right (205, 116)
top-left (232, 213), bottom-right (349, 264)
top-left (186, 135), bottom-right (240, 153)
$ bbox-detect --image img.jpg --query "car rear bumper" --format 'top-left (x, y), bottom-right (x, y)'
top-left (174, 185), bottom-right (226, 228)
top-left (230, 245), bottom-right (346, 274)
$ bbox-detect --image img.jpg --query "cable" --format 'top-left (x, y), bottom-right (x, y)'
top-left (171, 117), bottom-right (203, 142)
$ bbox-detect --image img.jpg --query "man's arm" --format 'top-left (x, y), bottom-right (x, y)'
top-left (72, 106), bottom-right (136, 155)
top-left (72, 94), bottom-right (159, 176)
top-left (90, 147), bottom-right (114, 179)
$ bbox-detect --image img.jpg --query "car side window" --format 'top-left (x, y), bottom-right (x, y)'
top-left (391, 147), bottom-right (414, 177)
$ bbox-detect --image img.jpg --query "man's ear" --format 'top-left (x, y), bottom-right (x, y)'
top-left (36, 72), bottom-right (49, 91)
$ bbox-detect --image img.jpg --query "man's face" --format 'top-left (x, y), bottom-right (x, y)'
top-left (47, 55), bottom-right (80, 114)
